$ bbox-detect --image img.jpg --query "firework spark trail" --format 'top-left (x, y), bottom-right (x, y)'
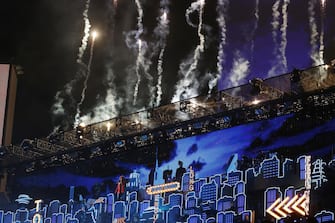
top-left (132, 0), bottom-right (155, 106)
top-left (268, 0), bottom-right (281, 77)
top-left (268, 0), bottom-right (289, 77)
top-left (78, 1), bottom-right (122, 125)
top-left (133, 41), bottom-right (142, 105)
top-left (185, 2), bottom-right (198, 28)
top-left (272, 0), bottom-right (281, 54)
top-left (84, 64), bottom-right (122, 124)
top-left (74, 33), bottom-right (97, 127)
top-left (52, 92), bottom-right (65, 115)
top-left (319, 0), bottom-right (326, 64)
top-left (156, 47), bottom-right (165, 106)
top-left (77, 0), bottom-right (91, 65)
top-left (221, 0), bottom-right (256, 89)
top-left (251, 0), bottom-right (259, 59)
top-left (51, 0), bottom-right (91, 128)
top-left (133, 0), bottom-right (145, 105)
top-left (155, 2), bottom-right (170, 106)
top-left (198, 0), bottom-right (205, 52)
top-left (172, 0), bottom-right (206, 103)
top-left (209, 0), bottom-right (229, 93)
top-left (308, 0), bottom-right (321, 65)
top-left (279, 0), bottom-right (289, 72)
top-left (228, 51), bottom-right (250, 87)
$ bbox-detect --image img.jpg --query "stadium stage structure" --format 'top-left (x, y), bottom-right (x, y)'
top-left (0, 63), bottom-right (335, 223)
top-left (2, 63), bottom-right (335, 173)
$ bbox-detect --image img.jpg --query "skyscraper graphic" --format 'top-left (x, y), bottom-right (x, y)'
top-left (167, 206), bottom-right (182, 223)
top-left (48, 200), bottom-right (61, 218)
top-left (182, 172), bottom-right (190, 192)
top-left (200, 181), bottom-right (218, 204)
top-left (60, 204), bottom-right (67, 215)
top-left (217, 196), bottom-right (233, 212)
top-left (186, 195), bottom-right (196, 209)
top-left (226, 171), bottom-right (242, 186)
top-left (261, 156), bottom-right (280, 179)
top-left (210, 174), bottom-right (222, 188)
top-left (154, 147), bottom-right (164, 186)
top-left (206, 217), bottom-right (216, 223)
top-left (15, 209), bottom-right (29, 223)
top-left (185, 192), bottom-right (198, 216)
top-left (194, 179), bottom-right (206, 198)
top-left (264, 187), bottom-right (281, 212)
top-left (114, 201), bottom-right (126, 219)
top-left (128, 191), bottom-right (137, 203)
top-left (168, 193), bottom-right (183, 207)
top-left (128, 200), bottom-right (139, 222)
top-left (217, 211), bottom-right (235, 223)
top-left (187, 214), bottom-right (203, 223)
top-left (107, 193), bottom-right (114, 214)
top-left (4, 211), bottom-right (13, 223)
top-left (128, 170), bottom-right (141, 192)
top-left (234, 182), bottom-right (245, 196)
top-left (139, 200), bottom-right (149, 215)
top-left (51, 213), bottom-right (64, 223)
top-left (235, 194), bottom-right (246, 214)
top-left (315, 210), bottom-right (335, 223)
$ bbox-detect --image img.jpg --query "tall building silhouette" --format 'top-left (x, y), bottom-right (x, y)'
top-left (128, 170), bottom-right (141, 191)
top-left (153, 147), bottom-right (164, 185)
top-left (114, 201), bottom-right (126, 219)
top-left (168, 193), bottom-right (183, 207)
top-left (167, 206), bottom-right (182, 223)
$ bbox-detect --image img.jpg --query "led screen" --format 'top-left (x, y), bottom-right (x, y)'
top-left (1, 113), bottom-right (335, 223)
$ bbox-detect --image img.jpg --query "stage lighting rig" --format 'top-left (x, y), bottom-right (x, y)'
top-left (291, 68), bottom-right (302, 83)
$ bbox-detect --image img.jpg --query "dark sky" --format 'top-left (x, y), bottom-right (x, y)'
top-left (0, 0), bottom-right (334, 144)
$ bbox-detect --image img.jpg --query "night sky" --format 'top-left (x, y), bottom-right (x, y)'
top-left (0, 0), bottom-right (334, 144)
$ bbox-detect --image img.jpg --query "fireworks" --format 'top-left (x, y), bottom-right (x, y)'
top-left (155, 2), bottom-right (170, 107)
top-left (172, 0), bottom-right (206, 103)
top-left (268, 0), bottom-right (290, 77)
top-left (133, 0), bottom-right (145, 105)
top-left (49, 0), bottom-right (331, 130)
top-left (74, 30), bottom-right (99, 127)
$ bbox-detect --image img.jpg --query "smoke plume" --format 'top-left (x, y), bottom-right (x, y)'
top-left (172, 0), bottom-right (206, 103)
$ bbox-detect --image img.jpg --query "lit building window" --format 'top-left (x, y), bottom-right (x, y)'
top-left (266, 188), bottom-right (278, 210)
top-left (300, 157), bottom-right (306, 180)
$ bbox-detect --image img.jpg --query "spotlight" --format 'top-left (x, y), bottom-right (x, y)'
top-left (115, 140), bottom-right (125, 148)
top-left (76, 123), bottom-right (86, 141)
top-left (106, 122), bottom-right (112, 132)
top-left (251, 99), bottom-right (261, 105)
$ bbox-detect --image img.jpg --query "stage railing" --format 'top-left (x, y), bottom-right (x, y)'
top-left (2, 64), bottom-right (335, 170)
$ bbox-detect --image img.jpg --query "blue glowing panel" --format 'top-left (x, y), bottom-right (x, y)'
top-left (2, 114), bottom-right (335, 223)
